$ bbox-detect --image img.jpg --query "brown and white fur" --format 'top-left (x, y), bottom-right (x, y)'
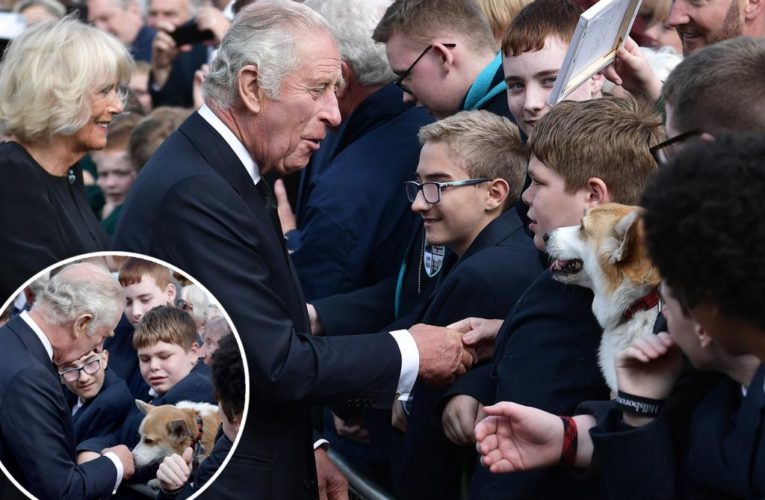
top-left (131, 399), bottom-right (220, 486)
top-left (545, 203), bottom-right (661, 392)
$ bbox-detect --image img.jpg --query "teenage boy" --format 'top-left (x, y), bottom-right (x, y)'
top-left (77, 306), bottom-right (214, 481)
top-left (391, 110), bottom-right (542, 499)
top-left (119, 257), bottom-right (177, 327)
top-left (443, 96), bottom-right (665, 499)
top-left (500, 0), bottom-right (603, 139)
top-left (59, 348), bottom-right (134, 444)
top-left (107, 257), bottom-right (179, 399)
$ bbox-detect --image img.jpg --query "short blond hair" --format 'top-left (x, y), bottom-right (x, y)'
top-left (418, 110), bottom-right (527, 208)
top-left (528, 96), bottom-right (664, 205)
top-left (476, 0), bottom-right (532, 42)
top-left (0, 18), bottom-right (132, 142)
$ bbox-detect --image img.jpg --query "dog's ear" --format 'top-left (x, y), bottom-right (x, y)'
top-left (135, 400), bottom-right (155, 415)
top-left (167, 419), bottom-right (193, 441)
top-left (609, 209), bottom-right (642, 264)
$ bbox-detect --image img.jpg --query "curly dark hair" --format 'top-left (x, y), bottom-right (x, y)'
top-left (211, 334), bottom-right (246, 422)
top-left (641, 133), bottom-right (765, 330)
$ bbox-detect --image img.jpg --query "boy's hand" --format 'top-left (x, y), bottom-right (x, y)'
top-left (156, 447), bottom-right (193, 491)
top-left (602, 37), bottom-right (663, 103)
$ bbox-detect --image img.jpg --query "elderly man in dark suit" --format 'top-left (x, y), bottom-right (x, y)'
top-left (0, 262), bottom-right (134, 500)
top-left (112, 1), bottom-right (473, 498)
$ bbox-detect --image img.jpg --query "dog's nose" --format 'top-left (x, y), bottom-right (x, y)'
top-left (543, 233), bottom-right (550, 243)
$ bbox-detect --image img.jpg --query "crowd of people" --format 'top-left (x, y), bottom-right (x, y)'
top-left (1, 0), bottom-right (764, 498)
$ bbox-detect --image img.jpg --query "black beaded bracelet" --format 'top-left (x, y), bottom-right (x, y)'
top-left (615, 391), bottom-right (664, 417)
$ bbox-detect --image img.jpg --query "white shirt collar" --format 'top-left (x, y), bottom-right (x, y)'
top-left (197, 104), bottom-right (261, 185)
top-left (148, 387), bottom-right (159, 399)
top-left (72, 397), bottom-right (85, 416)
top-left (20, 310), bottom-right (53, 362)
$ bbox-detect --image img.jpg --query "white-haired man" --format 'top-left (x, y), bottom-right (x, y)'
top-left (0, 262), bottom-right (133, 500)
top-left (112, 1), bottom-right (473, 498)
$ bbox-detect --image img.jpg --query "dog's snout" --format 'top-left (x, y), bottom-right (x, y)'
top-left (543, 232), bottom-right (550, 243)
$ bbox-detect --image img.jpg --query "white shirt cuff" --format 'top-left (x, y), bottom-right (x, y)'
top-left (389, 329), bottom-right (419, 401)
top-left (103, 452), bottom-right (123, 493)
top-left (313, 439), bottom-right (330, 450)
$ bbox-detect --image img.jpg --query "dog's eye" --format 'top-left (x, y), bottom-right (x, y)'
top-left (579, 222), bottom-right (585, 233)
top-left (144, 438), bottom-right (154, 445)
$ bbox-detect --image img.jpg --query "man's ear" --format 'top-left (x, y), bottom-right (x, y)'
top-left (237, 64), bottom-right (263, 114)
top-left (485, 178), bottom-right (509, 211)
top-left (584, 177), bottom-right (609, 208)
top-left (73, 313), bottom-right (94, 338)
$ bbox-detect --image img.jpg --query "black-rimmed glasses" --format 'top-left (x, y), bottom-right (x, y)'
top-left (404, 178), bottom-right (491, 204)
top-left (59, 356), bottom-right (101, 382)
top-left (395, 43), bottom-right (456, 95)
top-left (650, 130), bottom-right (702, 166)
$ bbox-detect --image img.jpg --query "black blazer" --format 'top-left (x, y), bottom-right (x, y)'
top-left (68, 369), bottom-right (134, 444)
top-left (112, 111), bottom-right (404, 498)
top-left (0, 316), bottom-right (118, 500)
top-left (459, 271), bottom-right (611, 499)
top-left (393, 210), bottom-right (542, 500)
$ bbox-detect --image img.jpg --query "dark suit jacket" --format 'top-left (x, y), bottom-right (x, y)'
top-left (588, 363), bottom-right (765, 500)
top-left (292, 84), bottom-right (432, 301)
top-left (394, 210), bottom-right (542, 500)
top-left (458, 271), bottom-right (611, 499)
top-left (68, 369), bottom-right (134, 444)
top-left (112, 111), bottom-right (404, 498)
top-left (0, 316), bottom-right (118, 500)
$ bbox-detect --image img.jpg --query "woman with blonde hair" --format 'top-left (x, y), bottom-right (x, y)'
top-left (0, 18), bottom-right (133, 299)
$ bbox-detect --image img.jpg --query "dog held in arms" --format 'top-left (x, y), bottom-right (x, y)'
top-left (132, 400), bottom-right (221, 488)
top-left (545, 203), bottom-right (661, 392)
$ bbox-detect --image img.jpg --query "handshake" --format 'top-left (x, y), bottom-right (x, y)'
top-left (410, 317), bottom-right (502, 386)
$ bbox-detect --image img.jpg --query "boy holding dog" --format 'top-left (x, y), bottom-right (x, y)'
top-left (77, 306), bottom-right (215, 486)
top-left (441, 96), bottom-right (664, 499)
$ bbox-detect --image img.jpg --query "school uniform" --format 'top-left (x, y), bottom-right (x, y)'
top-left (393, 209), bottom-right (542, 500)
top-left (68, 369), bottom-right (134, 444)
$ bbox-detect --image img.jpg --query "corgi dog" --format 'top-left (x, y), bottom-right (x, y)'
top-left (545, 203), bottom-right (661, 391)
top-left (131, 400), bottom-right (221, 478)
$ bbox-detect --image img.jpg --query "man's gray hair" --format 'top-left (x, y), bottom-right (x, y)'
top-left (203, 0), bottom-right (332, 109)
top-left (304, 0), bottom-right (395, 86)
top-left (35, 263), bottom-right (124, 337)
top-left (204, 315), bottom-right (232, 340)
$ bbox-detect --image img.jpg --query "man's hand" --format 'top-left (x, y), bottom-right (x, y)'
top-left (332, 412), bottom-right (369, 443)
top-left (151, 20), bottom-right (194, 89)
top-left (410, 323), bottom-right (476, 386)
top-left (156, 448), bottom-right (193, 491)
top-left (449, 317), bottom-right (503, 363)
top-left (103, 445), bottom-right (135, 480)
top-left (602, 37), bottom-right (663, 102)
top-left (442, 394), bottom-right (482, 446)
top-left (274, 179), bottom-right (297, 234)
top-left (195, 6), bottom-right (230, 44)
top-left (307, 303), bottom-right (323, 335)
top-left (314, 447), bottom-right (349, 500)
top-left (475, 402), bottom-right (565, 474)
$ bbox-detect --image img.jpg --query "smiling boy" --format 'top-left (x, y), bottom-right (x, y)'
top-left (119, 257), bottom-right (177, 327)
top-left (501, 0), bottom-right (603, 138)
top-left (59, 349), bottom-right (133, 444)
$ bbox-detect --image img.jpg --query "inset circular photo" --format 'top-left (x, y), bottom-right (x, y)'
top-left (0, 251), bottom-right (249, 500)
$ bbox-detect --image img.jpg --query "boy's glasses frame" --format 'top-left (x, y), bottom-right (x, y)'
top-left (59, 356), bottom-right (101, 382)
top-left (404, 178), bottom-right (491, 204)
top-left (395, 43), bottom-right (456, 95)
top-left (650, 130), bottom-right (702, 165)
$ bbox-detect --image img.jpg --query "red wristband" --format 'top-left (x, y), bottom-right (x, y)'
top-left (559, 416), bottom-right (578, 467)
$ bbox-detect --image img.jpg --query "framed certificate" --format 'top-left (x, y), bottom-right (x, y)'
top-left (548, 0), bottom-right (643, 105)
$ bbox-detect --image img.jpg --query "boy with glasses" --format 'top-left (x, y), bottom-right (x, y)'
top-left (390, 110), bottom-right (541, 500)
top-left (59, 348), bottom-right (133, 444)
